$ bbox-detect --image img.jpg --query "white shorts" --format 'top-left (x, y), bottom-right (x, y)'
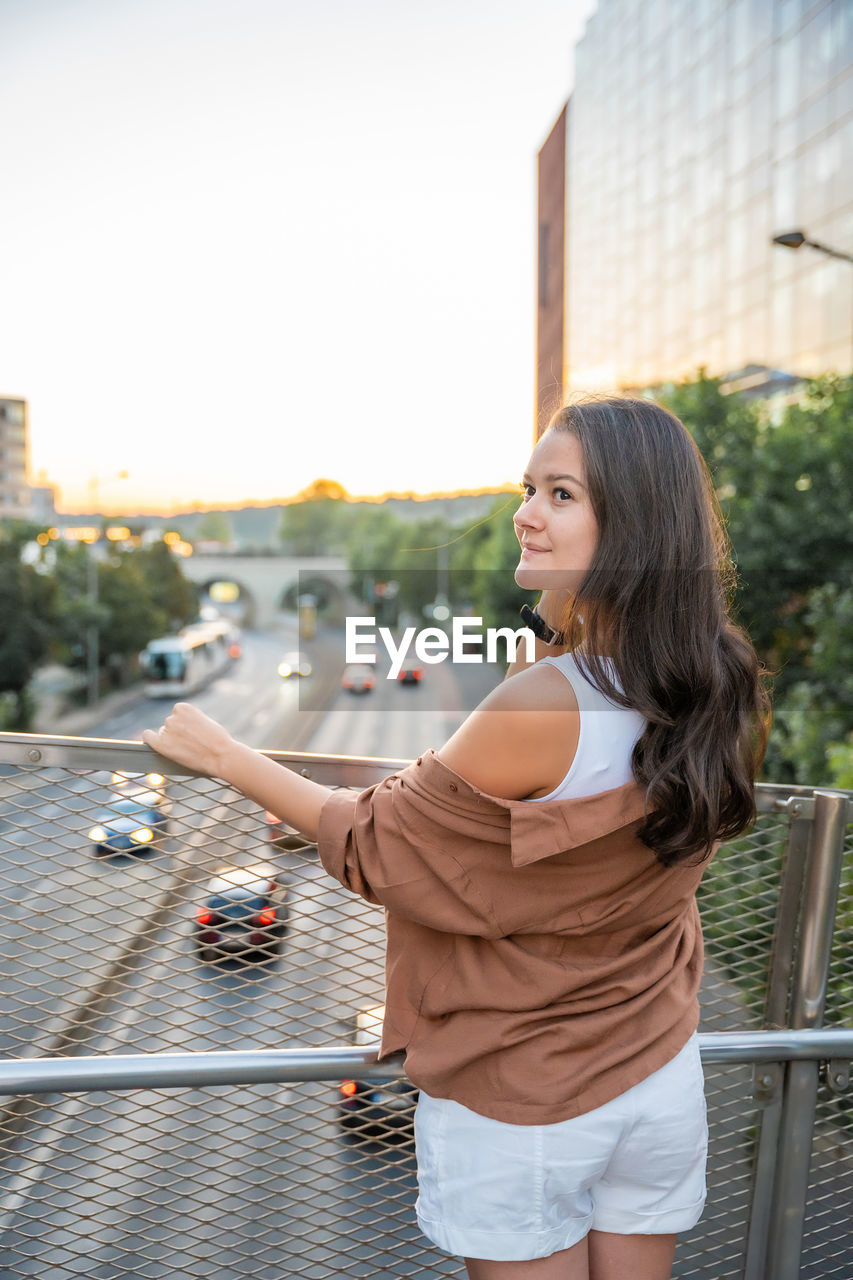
top-left (414, 1033), bottom-right (708, 1262)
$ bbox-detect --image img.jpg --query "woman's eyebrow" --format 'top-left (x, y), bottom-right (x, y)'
top-left (523, 471), bottom-right (586, 489)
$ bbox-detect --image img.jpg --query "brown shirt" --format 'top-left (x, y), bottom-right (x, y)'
top-left (317, 748), bottom-right (709, 1125)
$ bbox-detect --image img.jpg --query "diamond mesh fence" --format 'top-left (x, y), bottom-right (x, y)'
top-left (0, 746), bottom-right (850, 1279)
top-left (799, 815), bottom-right (853, 1280)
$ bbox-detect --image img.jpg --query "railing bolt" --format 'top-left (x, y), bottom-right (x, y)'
top-left (300, 768), bottom-right (312, 779)
top-left (834, 1071), bottom-right (846, 1087)
top-left (26, 748), bottom-right (42, 763)
top-left (759, 1072), bottom-right (774, 1088)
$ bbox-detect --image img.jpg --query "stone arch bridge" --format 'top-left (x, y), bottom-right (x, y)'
top-left (180, 554), bottom-right (351, 629)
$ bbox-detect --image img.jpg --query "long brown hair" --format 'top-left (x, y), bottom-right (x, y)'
top-left (548, 395), bottom-right (770, 867)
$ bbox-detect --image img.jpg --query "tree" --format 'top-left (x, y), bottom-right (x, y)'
top-left (51, 540), bottom-right (198, 688)
top-left (195, 512), bottom-right (235, 546)
top-left (279, 479), bottom-right (353, 555)
top-left (661, 370), bottom-right (853, 785)
top-left (659, 367), bottom-right (763, 499)
top-left (0, 525), bottom-right (56, 728)
top-left (451, 494), bottom-right (535, 626)
top-left (140, 541), bottom-right (199, 631)
top-left (725, 375), bottom-right (853, 680)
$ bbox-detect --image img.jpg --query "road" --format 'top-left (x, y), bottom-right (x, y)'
top-left (1, 635), bottom-right (850, 1279)
top-left (0, 626), bottom-right (503, 1278)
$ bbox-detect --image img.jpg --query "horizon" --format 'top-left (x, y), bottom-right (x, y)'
top-left (1, 0), bottom-right (596, 511)
top-left (52, 479), bottom-right (520, 521)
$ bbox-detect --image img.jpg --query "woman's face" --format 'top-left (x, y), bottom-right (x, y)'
top-left (513, 429), bottom-right (599, 592)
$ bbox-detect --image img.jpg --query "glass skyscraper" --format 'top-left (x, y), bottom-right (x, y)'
top-left (554, 0), bottom-right (852, 398)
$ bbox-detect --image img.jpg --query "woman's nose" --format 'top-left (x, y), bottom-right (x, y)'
top-left (514, 499), bottom-right (543, 532)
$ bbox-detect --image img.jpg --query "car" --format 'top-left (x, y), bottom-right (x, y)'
top-left (88, 792), bottom-right (170, 856)
top-left (110, 769), bottom-right (167, 792)
top-left (341, 663), bottom-right (375, 694)
top-left (264, 812), bottom-right (318, 855)
top-left (277, 650), bottom-right (312, 678)
top-left (193, 864), bottom-right (290, 963)
top-left (396, 659), bottom-right (423, 685)
top-left (338, 1004), bottom-right (418, 1139)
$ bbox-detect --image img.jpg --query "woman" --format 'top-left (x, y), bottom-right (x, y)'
top-left (143, 396), bottom-right (769, 1280)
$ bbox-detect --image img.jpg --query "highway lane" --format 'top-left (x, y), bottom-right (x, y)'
top-left (94, 625), bottom-right (329, 748)
top-left (0, 624), bottom-right (350, 1059)
top-left (11, 649), bottom-right (843, 1280)
top-left (0, 649), bottom-right (504, 1278)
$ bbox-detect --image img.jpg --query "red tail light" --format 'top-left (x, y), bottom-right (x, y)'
top-left (256, 909), bottom-right (275, 926)
top-left (197, 909), bottom-right (213, 925)
top-left (340, 1081), bottom-right (357, 1096)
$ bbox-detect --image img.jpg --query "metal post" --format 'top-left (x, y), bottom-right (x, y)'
top-left (763, 790), bottom-right (850, 1280)
top-left (743, 809), bottom-right (811, 1279)
top-left (437, 542), bottom-right (449, 607)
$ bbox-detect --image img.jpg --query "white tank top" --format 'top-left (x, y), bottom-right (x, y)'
top-left (526, 651), bottom-right (647, 802)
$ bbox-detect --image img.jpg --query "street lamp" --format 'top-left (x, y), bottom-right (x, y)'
top-left (771, 229), bottom-right (853, 265)
top-left (85, 471), bottom-right (129, 706)
top-left (771, 229), bottom-right (853, 372)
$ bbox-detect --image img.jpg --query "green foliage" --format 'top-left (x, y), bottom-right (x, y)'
top-left (195, 512), bottom-right (234, 545)
top-left (140, 541), bottom-right (199, 631)
top-left (661, 370), bottom-right (853, 786)
top-left (0, 526), bottom-right (57, 729)
top-left (762, 584), bottom-right (853, 784)
top-left (0, 687), bottom-right (35, 731)
top-left (0, 539), bottom-right (55, 729)
top-left (452, 494), bottom-right (537, 626)
top-left (279, 480), bottom-right (353, 554)
top-left (50, 539), bottom-right (198, 685)
top-left (725, 376), bottom-right (853, 675)
top-left (50, 543), bottom-right (109, 668)
top-left (342, 494), bottom-right (531, 630)
top-left (660, 367), bottom-right (763, 500)
top-left (826, 736), bottom-right (853, 790)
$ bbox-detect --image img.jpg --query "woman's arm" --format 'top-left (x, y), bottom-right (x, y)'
top-left (141, 703), bottom-right (330, 839)
top-left (438, 662), bottom-right (579, 799)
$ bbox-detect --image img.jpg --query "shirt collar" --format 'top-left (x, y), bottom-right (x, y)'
top-left (408, 750), bottom-right (649, 868)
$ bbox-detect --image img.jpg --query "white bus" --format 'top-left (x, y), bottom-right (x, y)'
top-left (140, 620), bottom-right (241, 698)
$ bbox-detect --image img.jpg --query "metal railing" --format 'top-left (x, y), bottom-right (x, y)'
top-left (0, 731), bottom-right (850, 1280)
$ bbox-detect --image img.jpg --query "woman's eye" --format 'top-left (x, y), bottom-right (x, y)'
top-left (519, 483), bottom-right (534, 498)
top-left (555, 488), bottom-right (572, 501)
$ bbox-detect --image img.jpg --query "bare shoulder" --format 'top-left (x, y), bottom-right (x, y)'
top-left (436, 662), bottom-right (580, 800)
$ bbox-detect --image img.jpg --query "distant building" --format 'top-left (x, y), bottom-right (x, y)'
top-left (29, 484), bottom-right (58, 525)
top-left (536, 103), bottom-right (568, 435)
top-left (0, 397), bottom-right (31, 520)
top-left (536, 0), bottom-right (853, 424)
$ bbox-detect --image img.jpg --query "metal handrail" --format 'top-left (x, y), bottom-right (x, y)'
top-left (0, 730), bottom-right (413, 787)
top-left (2, 729), bottom-right (851, 1280)
top-left (1, 1030), bottom-right (852, 1096)
top-left (2, 731), bottom-right (850, 808)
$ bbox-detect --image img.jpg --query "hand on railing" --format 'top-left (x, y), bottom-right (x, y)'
top-left (142, 702), bottom-right (331, 840)
top-left (141, 702), bottom-right (235, 778)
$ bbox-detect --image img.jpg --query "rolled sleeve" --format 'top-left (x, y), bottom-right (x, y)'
top-left (316, 778), bottom-right (503, 936)
top-left (317, 786), bottom-right (381, 904)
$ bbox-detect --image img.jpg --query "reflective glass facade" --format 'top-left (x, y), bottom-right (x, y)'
top-left (565, 0), bottom-right (853, 392)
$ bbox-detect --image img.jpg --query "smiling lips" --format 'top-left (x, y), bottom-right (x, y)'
top-left (521, 544), bottom-right (549, 554)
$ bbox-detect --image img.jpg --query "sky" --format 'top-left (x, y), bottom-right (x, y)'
top-left (1, 0), bottom-right (596, 514)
